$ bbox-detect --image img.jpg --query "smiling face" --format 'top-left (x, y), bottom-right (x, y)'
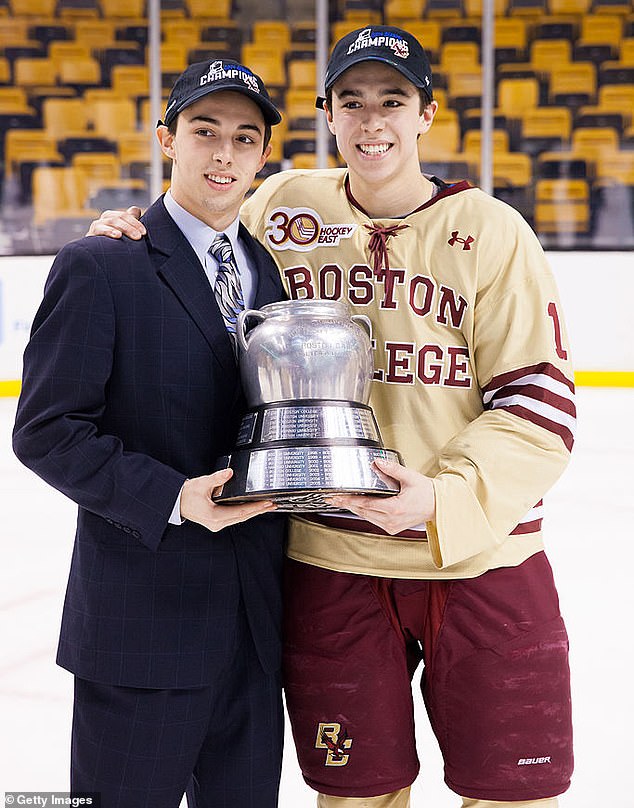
top-left (157, 90), bottom-right (271, 231)
top-left (326, 61), bottom-right (437, 212)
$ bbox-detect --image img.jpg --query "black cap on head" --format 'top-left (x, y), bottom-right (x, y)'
top-left (317, 26), bottom-right (433, 109)
top-left (160, 58), bottom-right (282, 128)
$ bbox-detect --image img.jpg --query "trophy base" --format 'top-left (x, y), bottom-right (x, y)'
top-left (213, 445), bottom-right (402, 512)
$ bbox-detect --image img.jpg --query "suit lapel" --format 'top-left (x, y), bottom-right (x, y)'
top-left (144, 199), bottom-right (236, 372)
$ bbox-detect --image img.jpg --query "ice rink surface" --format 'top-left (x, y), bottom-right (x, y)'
top-left (2, 387), bottom-right (632, 806)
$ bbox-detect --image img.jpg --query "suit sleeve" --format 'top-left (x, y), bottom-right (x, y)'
top-left (12, 242), bottom-right (187, 551)
top-left (426, 210), bottom-right (576, 569)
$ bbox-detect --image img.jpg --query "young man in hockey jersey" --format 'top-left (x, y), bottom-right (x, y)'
top-left (88, 26), bottom-right (575, 808)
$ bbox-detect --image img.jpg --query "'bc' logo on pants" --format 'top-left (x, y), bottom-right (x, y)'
top-left (315, 722), bottom-right (353, 766)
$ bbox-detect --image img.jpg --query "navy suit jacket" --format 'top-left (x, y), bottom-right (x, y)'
top-left (13, 197), bottom-right (287, 689)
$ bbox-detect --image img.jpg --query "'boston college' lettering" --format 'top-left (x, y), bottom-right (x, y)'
top-left (283, 263), bottom-right (472, 389)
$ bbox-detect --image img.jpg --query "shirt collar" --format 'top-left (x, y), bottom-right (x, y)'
top-left (163, 190), bottom-right (241, 263)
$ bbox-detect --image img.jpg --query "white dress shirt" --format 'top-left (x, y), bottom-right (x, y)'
top-left (162, 190), bottom-right (258, 525)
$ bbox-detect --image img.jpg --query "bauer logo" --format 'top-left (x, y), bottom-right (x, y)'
top-left (265, 207), bottom-right (357, 251)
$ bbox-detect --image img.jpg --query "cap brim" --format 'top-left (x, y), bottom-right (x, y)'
top-left (165, 83), bottom-right (281, 127)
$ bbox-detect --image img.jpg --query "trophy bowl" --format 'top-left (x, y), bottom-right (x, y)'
top-left (213, 299), bottom-right (403, 512)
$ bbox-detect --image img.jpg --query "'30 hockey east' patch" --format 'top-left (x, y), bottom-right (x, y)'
top-left (265, 207), bottom-right (357, 251)
top-left (315, 722), bottom-right (353, 766)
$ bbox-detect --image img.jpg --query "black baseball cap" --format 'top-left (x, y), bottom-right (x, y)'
top-left (159, 58), bottom-right (282, 128)
top-left (316, 26), bottom-right (433, 109)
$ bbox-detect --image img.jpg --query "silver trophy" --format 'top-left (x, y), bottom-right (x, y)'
top-left (213, 299), bottom-right (403, 512)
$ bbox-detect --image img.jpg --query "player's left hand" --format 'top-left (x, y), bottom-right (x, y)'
top-left (326, 458), bottom-right (435, 537)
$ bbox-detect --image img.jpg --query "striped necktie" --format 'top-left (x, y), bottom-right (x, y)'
top-left (209, 233), bottom-right (245, 344)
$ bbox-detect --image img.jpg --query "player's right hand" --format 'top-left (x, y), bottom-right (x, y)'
top-left (86, 206), bottom-right (146, 240)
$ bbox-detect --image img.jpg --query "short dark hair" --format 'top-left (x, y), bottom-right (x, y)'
top-left (167, 116), bottom-right (272, 152)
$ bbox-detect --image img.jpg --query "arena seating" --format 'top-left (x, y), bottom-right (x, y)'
top-left (0, 0), bottom-right (632, 250)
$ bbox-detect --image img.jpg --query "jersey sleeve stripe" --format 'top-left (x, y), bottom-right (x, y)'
top-left (487, 391), bottom-right (577, 433)
top-left (482, 363), bottom-right (576, 450)
top-left (500, 403), bottom-right (575, 451)
top-left (482, 362), bottom-right (575, 397)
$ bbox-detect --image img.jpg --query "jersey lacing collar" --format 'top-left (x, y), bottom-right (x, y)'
top-left (364, 223), bottom-right (408, 273)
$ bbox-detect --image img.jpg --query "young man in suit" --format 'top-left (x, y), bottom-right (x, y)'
top-left (13, 59), bottom-right (287, 808)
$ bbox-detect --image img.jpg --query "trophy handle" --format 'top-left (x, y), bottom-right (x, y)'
top-left (351, 314), bottom-right (373, 342)
top-left (237, 308), bottom-right (267, 353)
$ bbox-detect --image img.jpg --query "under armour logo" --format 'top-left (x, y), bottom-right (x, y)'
top-left (448, 230), bottom-right (475, 250)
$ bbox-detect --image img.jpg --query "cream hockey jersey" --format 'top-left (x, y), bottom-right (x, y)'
top-left (241, 169), bottom-right (576, 580)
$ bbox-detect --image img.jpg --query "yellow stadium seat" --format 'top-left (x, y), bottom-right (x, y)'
top-left (251, 20), bottom-right (290, 50)
top-left (14, 57), bottom-right (57, 86)
top-left (548, 0), bottom-right (590, 12)
top-left (163, 19), bottom-right (201, 45)
top-left (384, 0), bottom-right (426, 22)
top-left (0, 57), bottom-right (8, 83)
top-left (118, 131), bottom-right (153, 167)
top-left (158, 43), bottom-right (188, 75)
top-left (440, 42), bottom-right (480, 72)
top-left (549, 63), bottom-right (597, 105)
top-left (99, 0), bottom-right (144, 16)
top-left (493, 152), bottom-right (532, 187)
top-left (0, 17), bottom-right (32, 44)
top-left (184, 0), bottom-right (230, 16)
top-left (447, 70), bottom-right (482, 113)
top-left (57, 0), bottom-right (100, 18)
top-left (9, 0), bottom-right (56, 15)
top-left (0, 87), bottom-right (31, 114)
top-left (241, 45), bottom-right (286, 86)
top-left (529, 39), bottom-right (573, 72)
top-left (534, 179), bottom-right (590, 233)
top-left (494, 18), bottom-right (528, 61)
top-left (48, 41), bottom-right (92, 70)
top-left (617, 38), bottom-right (634, 65)
top-left (572, 126), bottom-right (620, 157)
top-left (462, 128), bottom-right (511, 155)
top-left (464, 0), bottom-right (507, 13)
top-left (43, 97), bottom-right (88, 138)
top-left (521, 106), bottom-right (572, 151)
top-left (578, 14), bottom-right (623, 50)
top-left (288, 60), bottom-right (316, 90)
top-left (496, 77), bottom-right (540, 117)
top-left (111, 64), bottom-right (150, 98)
top-left (284, 89), bottom-right (318, 123)
top-left (4, 129), bottom-right (61, 179)
top-left (32, 166), bottom-right (87, 225)
top-left (72, 152), bottom-right (122, 196)
top-left (598, 85), bottom-right (634, 124)
top-left (88, 98), bottom-right (138, 136)
top-left (73, 19), bottom-right (116, 48)
top-left (58, 58), bottom-right (101, 87)
top-left (596, 151), bottom-right (634, 183)
top-left (508, 0), bottom-right (547, 17)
